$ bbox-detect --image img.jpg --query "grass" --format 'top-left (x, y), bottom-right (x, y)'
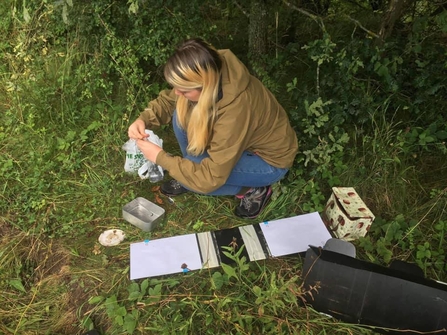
top-left (2, 95), bottom-right (446, 334)
top-left (1, 6), bottom-right (447, 335)
top-left (2, 127), bottom-right (447, 335)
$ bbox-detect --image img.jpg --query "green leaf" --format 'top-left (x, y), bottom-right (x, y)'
top-left (149, 283), bottom-right (162, 296)
top-left (116, 306), bottom-right (127, 317)
top-left (376, 63), bottom-right (389, 78)
top-left (205, 313), bottom-right (213, 326)
top-left (128, 2), bottom-right (139, 15)
top-left (140, 279), bottom-right (149, 294)
top-left (252, 285), bottom-right (262, 296)
top-left (127, 282), bottom-right (140, 294)
top-left (62, 4), bottom-right (68, 24)
top-left (23, 6), bottom-right (30, 23)
top-left (239, 258), bottom-right (250, 272)
top-left (124, 313), bottom-right (137, 334)
top-left (436, 130), bottom-right (447, 140)
top-left (416, 250), bottom-right (425, 259)
top-left (166, 279), bottom-right (180, 288)
top-left (211, 271), bottom-right (224, 290)
top-left (105, 295), bottom-right (118, 314)
top-left (221, 263), bottom-right (238, 280)
top-left (435, 10), bottom-right (447, 33)
top-left (255, 296), bottom-right (264, 305)
top-left (8, 279), bottom-right (26, 293)
top-left (434, 221), bottom-right (446, 231)
top-left (115, 315), bottom-right (124, 326)
top-left (420, 135), bottom-right (435, 143)
top-left (128, 291), bottom-right (142, 301)
top-left (88, 296), bottom-right (104, 304)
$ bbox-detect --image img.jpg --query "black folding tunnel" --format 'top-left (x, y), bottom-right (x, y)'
top-left (302, 239), bottom-right (447, 334)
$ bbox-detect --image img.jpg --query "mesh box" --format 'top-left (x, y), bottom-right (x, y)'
top-left (323, 187), bottom-right (375, 241)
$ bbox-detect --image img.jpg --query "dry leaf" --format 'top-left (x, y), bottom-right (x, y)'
top-left (151, 185), bottom-right (161, 192)
top-left (92, 244), bottom-right (102, 255)
top-left (155, 193), bottom-right (164, 205)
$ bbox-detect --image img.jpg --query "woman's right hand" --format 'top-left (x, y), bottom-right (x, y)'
top-left (128, 119), bottom-right (149, 140)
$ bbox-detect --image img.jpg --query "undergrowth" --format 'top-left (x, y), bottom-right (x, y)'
top-left (1, 1), bottom-right (446, 334)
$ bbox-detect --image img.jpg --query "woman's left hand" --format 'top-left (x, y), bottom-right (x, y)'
top-left (136, 139), bottom-right (163, 163)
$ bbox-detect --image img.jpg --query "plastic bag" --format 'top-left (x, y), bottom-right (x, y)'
top-left (122, 130), bottom-right (164, 182)
top-left (122, 139), bottom-right (145, 173)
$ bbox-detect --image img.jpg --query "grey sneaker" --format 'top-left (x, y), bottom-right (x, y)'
top-left (235, 186), bottom-right (272, 219)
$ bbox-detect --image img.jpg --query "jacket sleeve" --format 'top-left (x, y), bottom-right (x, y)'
top-left (137, 89), bottom-right (177, 127)
top-left (156, 95), bottom-right (254, 194)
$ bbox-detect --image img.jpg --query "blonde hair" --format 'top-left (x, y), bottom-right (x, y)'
top-left (164, 38), bottom-right (222, 156)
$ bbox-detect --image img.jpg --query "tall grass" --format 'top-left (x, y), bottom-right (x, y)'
top-left (1, 2), bottom-right (446, 335)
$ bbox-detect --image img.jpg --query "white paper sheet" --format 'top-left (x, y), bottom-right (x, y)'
top-left (129, 212), bottom-right (331, 280)
top-left (130, 234), bottom-right (202, 280)
top-left (260, 212), bottom-right (331, 257)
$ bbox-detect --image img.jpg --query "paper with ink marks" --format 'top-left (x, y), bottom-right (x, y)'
top-left (130, 234), bottom-right (201, 280)
top-left (129, 212), bottom-right (331, 279)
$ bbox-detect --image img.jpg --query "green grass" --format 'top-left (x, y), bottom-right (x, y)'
top-left (3, 89), bottom-right (446, 334)
top-left (1, 4), bottom-right (447, 335)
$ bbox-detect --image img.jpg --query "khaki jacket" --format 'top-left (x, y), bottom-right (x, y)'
top-left (138, 49), bottom-right (298, 193)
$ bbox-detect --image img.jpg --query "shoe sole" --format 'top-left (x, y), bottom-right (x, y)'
top-left (160, 188), bottom-right (189, 197)
top-left (160, 180), bottom-right (189, 197)
top-left (236, 186), bottom-right (273, 219)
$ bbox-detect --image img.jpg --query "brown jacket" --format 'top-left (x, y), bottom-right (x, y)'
top-left (138, 49), bottom-right (298, 193)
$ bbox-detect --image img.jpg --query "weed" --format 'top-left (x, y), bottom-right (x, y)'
top-left (1, 1), bottom-right (447, 334)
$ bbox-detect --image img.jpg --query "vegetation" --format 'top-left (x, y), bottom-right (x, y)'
top-left (1, 0), bottom-right (446, 334)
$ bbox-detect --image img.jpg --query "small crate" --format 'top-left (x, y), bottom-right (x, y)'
top-left (123, 197), bottom-right (165, 232)
top-left (323, 187), bottom-right (375, 241)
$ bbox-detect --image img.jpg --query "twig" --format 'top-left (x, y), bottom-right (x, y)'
top-left (233, 1), bottom-right (249, 18)
top-left (282, 0), bottom-right (325, 31)
top-left (341, 14), bottom-right (381, 39)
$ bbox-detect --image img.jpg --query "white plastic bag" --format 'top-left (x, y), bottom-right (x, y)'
top-left (122, 130), bottom-right (164, 182)
top-left (122, 139), bottom-right (146, 173)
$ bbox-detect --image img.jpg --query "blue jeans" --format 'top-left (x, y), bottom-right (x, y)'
top-left (172, 110), bottom-right (288, 196)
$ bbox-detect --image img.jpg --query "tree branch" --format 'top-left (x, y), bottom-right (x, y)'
top-left (343, 0), bottom-right (370, 10)
top-left (283, 0), bottom-right (380, 40)
top-left (342, 14), bottom-right (381, 39)
top-left (282, 0), bottom-right (325, 31)
top-left (378, 0), bottom-right (412, 41)
top-left (234, 1), bottom-right (249, 18)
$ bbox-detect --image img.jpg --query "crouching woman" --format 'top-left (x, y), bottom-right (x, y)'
top-left (128, 38), bottom-right (298, 218)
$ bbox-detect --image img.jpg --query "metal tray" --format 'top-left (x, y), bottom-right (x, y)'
top-left (123, 197), bottom-right (165, 232)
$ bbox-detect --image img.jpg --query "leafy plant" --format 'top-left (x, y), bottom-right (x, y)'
top-left (1, 1), bottom-right (447, 334)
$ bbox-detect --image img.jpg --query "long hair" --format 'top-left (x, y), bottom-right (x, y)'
top-left (164, 38), bottom-right (222, 156)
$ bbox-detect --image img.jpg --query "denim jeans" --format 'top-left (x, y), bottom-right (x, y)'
top-left (172, 110), bottom-right (288, 196)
